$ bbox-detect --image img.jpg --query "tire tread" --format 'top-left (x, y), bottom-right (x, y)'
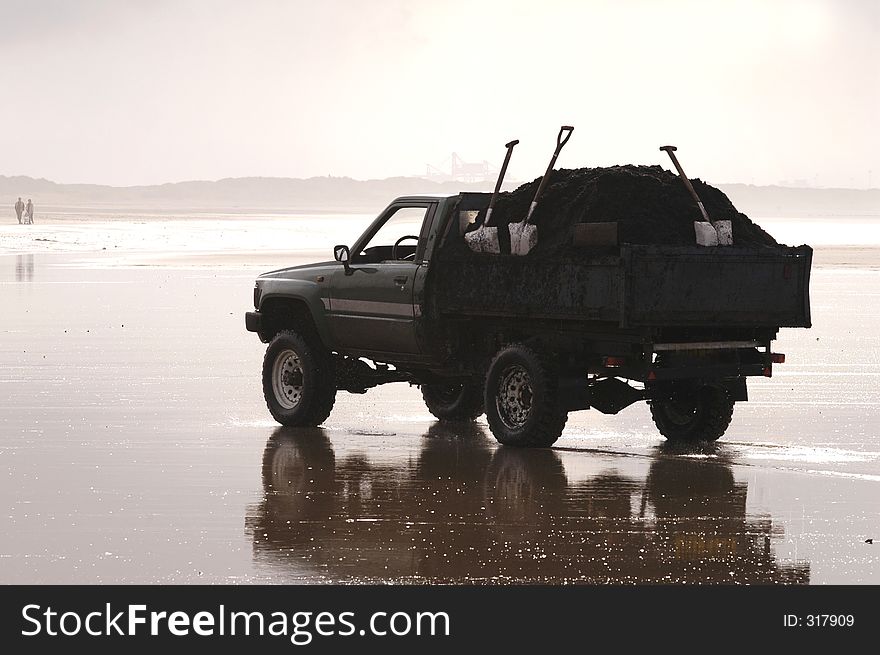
top-left (650, 385), bottom-right (734, 443)
top-left (421, 380), bottom-right (484, 422)
top-left (484, 343), bottom-right (568, 448)
top-left (262, 330), bottom-right (336, 427)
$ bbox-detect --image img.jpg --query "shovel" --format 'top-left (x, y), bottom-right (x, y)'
top-left (509, 125), bottom-right (574, 256)
top-left (660, 145), bottom-right (733, 246)
top-left (465, 139), bottom-right (519, 253)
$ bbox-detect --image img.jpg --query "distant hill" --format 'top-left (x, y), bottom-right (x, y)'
top-left (0, 175), bottom-right (496, 213)
top-left (1, 174), bottom-right (878, 217)
top-left (717, 184), bottom-right (880, 217)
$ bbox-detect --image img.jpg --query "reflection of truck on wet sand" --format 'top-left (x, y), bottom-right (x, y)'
top-left (245, 193), bottom-right (812, 447)
top-left (247, 427), bottom-right (809, 583)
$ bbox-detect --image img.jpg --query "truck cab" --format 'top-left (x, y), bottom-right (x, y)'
top-left (247, 194), bottom-right (479, 363)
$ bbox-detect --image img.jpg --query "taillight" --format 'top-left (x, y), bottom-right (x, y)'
top-left (253, 284), bottom-right (261, 309)
top-left (603, 356), bottom-right (625, 367)
top-left (770, 353), bottom-right (785, 364)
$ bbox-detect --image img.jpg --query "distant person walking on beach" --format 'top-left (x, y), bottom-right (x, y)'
top-left (14, 197), bottom-right (24, 224)
top-left (25, 199), bottom-right (34, 224)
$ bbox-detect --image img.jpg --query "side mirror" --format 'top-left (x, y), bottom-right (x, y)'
top-left (334, 244), bottom-right (351, 274)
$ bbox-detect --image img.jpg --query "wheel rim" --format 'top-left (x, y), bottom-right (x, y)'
top-left (496, 364), bottom-right (533, 430)
top-left (272, 348), bottom-right (305, 410)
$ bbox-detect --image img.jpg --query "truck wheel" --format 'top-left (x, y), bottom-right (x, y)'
top-left (262, 330), bottom-right (336, 427)
top-left (421, 380), bottom-right (484, 421)
top-left (650, 384), bottom-right (734, 443)
top-left (484, 344), bottom-right (568, 448)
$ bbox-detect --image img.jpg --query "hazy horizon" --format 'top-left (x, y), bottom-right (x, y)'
top-left (3, 171), bottom-right (880, 193)
top-left (2, 0), bottom-right (878, 188)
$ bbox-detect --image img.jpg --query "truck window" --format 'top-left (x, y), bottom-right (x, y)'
top-left (356, 206), bottom-right (428, 263)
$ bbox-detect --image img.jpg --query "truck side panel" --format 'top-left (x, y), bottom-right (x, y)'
top-left (432, 258), bottom-right (622, 322)
top-left (624, 245), bottom-right (812, 328)
top-left (430, 245), bottom-right (811, 329)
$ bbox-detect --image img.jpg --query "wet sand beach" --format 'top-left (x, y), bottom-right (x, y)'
top-left (1, 216), bottom-right (879, 584)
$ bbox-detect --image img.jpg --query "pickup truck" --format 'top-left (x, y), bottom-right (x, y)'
top-left (245, 192), bottom-right (812, 447)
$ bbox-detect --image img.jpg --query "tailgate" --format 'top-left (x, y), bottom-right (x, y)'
top-left (623, 245), bottom-right (812, 328)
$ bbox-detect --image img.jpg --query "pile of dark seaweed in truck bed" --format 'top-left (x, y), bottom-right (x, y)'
top-left (449, 165), bottom-right (778, 256)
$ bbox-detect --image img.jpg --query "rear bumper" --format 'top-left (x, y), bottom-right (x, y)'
top-left (245, 311), bottom-right (262, 333)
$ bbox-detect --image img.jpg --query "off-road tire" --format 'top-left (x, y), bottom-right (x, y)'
top-left (262, 330), bottom-right (336, 427)
top-left (650, 384), bottom-right (734, 443)
top-left (484, 343), bottom-right (568, 448)
top-left (421, 380), bottom-right (484, 421)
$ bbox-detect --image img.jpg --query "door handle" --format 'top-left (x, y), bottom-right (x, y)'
top-left (393, 276), bottom-right (408, 285)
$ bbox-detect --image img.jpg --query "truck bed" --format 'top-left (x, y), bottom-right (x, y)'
top-left (431, 245), bottom-right (812, 329)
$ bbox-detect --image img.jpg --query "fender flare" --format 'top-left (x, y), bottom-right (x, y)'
top-left (258, 278), bottom-right (333, 348)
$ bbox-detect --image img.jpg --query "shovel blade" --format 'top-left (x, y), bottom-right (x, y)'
top-left (509, 222), bottom-right (538, 256)
top-left (694, 221), bottom-right (718, 247)
top-left (464, 226), bottom-right (501, 254)
top-left (714, 220), bottom-right (733, 245)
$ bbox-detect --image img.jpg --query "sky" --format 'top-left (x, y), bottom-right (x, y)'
top-left (0, 0), bottom-right (877, 188)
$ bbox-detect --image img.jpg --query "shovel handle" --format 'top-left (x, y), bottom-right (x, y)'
top-left (660, 145), bottom-right (711, 223)
top-left (488, 139), bottom-right (519, 213)
top-left (557, 125), bottom-right (574, 149)
top-left (525, 125), bottom-right (574, 223)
